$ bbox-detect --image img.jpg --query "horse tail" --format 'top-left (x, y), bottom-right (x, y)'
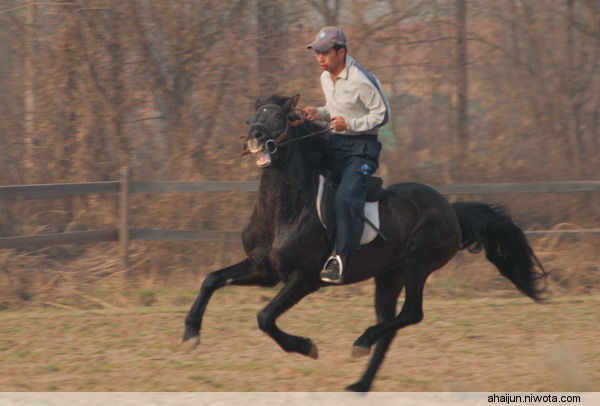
top-left (452, 202), bottom-right (547, 302)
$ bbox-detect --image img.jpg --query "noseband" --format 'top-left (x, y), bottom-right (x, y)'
top-left (244, 103), bottom-right (329, 156)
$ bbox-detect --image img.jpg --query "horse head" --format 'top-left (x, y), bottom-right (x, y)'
top-left (244, 94), bottom-right (301, 168)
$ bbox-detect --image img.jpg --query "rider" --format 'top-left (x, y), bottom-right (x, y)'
top-left (303, 26), bottom-right (391, 284)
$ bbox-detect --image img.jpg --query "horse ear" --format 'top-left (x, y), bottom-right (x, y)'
top-left (283, 94), bottom-right (300, 112)
top-left (254, 98), bottom-right (263, 110)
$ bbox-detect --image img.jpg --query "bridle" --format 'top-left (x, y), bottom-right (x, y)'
top-left (243, 104), bottom-right (331, 156)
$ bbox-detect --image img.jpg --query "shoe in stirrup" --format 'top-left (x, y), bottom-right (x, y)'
top-left (320, 255), bottom-right (344, 284)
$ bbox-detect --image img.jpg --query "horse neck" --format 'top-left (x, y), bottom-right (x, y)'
top-left (256, 129), bottom-right (320, 223)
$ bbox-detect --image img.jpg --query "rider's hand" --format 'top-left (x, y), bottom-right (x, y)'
top-left (331, 116), bottom-right (348, 132)
top-left (303, 106), bottom-right (318, 121)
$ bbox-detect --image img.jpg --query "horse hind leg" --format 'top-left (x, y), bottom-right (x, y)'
top-left (346, 270), bottom-right (404, 392)
top-left (256, 271), bottom-right (320, 359)
top-left (182, 259), bottom-right (278, 350)
top-left (352, 260), bottom-right (428, 358)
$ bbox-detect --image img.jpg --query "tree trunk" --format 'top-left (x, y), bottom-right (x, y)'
top-left (24, 0), bottom-right (36, 180)
top-left (257, 0), bottom-right (284, 97)
top-left (566, 0), bottom-right (583, 174)
top-left (456, 0), bottom-right (468, 140)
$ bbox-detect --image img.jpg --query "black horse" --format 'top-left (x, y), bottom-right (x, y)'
top-left (182, 94), bottom-right (546, 391)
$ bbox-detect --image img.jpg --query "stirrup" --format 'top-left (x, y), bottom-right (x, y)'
top-left (320, 255), bottom-right (344, 284)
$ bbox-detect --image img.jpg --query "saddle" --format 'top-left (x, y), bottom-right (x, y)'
top-left (316, 173), bottom-right (387, 246)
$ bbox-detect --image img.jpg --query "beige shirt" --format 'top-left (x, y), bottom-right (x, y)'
top-left (316, 56), bottom-right (390, 135)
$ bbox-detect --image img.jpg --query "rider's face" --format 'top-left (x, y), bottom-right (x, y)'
top-left (314, 48), bottom-right (346, 76)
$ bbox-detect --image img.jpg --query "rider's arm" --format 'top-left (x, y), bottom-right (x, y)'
top-left (316, 71), bottom-right (333, 122)
top-left (345, 82), bottom-right (388, 133)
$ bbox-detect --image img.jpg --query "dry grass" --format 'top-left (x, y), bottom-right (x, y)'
top-left (0, 289), bottom-right (597, 392)
top-left (2, 230), bottom-right (597, 309)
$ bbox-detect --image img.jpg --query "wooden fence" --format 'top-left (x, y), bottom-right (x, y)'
top-left (1, 168), bottom-right (599, 268)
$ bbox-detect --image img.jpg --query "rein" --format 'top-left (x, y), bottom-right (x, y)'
top-left (270, 111), bottom-right (331, 152)
top-left (276, 126), bottom-right (331, 148)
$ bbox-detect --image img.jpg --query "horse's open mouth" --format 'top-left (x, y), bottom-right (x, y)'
top-left (246, 138), bottom-right (272, 168)
top-left (256, 151), bottom-right (272, 168)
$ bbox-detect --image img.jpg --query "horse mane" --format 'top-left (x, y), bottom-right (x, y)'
top-left (293, 118), bottom-right (331, 168)
top-left (274, 119), bottom-right (329, 220)
top-left (255, 95), bottom-right (331, 221)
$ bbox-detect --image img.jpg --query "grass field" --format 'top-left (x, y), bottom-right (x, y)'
top-left (0, 284), bottom-right (598, 392)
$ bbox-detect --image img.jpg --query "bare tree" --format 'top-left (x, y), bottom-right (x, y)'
top-left (23, 1), bottom-right (36, 179)
top-left (456, 0), bottom-right (468, 140)
top-left (306, 0), bottom-right (341, 26)
top-left (257, 0), bottom-right (285, 97)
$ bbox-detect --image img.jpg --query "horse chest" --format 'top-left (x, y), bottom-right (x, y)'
top-left (244, 217), bottom-right (324, 272)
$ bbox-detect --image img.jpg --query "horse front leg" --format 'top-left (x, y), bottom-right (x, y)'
top-left (257, 271), bottom-right (320, 359)
top-left (182, 259), bottom-right (278, 349)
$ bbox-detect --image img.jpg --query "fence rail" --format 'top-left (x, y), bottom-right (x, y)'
top-left (1, 228), bottom-right (598, 252)
top-left (1, 180), bottom-right (599, 199)
top-left (435, 181), bottom-right (600, 195)
top-left (0, 181), bottom-right (120, 199)
top-left (0, 229), bottom-right (119, 249)
top-left (1, 177), bottom-right (598, 264)
top-left (130, 180), bottom-right (261, 194)
top-left (130, 229), bottom-right (241, 242)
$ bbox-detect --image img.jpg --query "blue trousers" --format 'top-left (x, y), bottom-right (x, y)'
top-left (329, 133), bottom-right (382, 261)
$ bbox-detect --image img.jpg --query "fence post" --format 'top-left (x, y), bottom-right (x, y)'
top-left (119, 166), bottom-right (130, 271)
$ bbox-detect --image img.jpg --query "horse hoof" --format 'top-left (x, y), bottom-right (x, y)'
top-left (182, 335), bottom-right (200, 352)
top-left (346, 382), bottom-right (370, 392)
top-left (351, 345), bottom-right (370, 358)
top-left (307, 340), bottom-right (319, 360)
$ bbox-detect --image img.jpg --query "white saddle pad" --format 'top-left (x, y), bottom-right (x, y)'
top-left (316, 175), bottom-right (379, 246)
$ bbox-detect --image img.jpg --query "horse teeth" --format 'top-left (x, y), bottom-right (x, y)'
top-left (247, 139), bottom-right (262, 153)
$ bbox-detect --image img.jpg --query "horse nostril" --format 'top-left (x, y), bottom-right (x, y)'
top-left (252, 130), bottom-right (266, 139)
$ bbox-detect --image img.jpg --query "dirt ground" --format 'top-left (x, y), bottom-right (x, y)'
top-left (0, 285), bottom-right (598, 392)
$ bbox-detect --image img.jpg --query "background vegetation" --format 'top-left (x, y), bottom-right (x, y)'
top-left (0, 0), bottom-right (598, 306)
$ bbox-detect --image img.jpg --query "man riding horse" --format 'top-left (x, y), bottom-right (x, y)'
top-left (182, 30), bottom-right (546, 393)
top-left (303, 26), bottom-right (391, 284)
